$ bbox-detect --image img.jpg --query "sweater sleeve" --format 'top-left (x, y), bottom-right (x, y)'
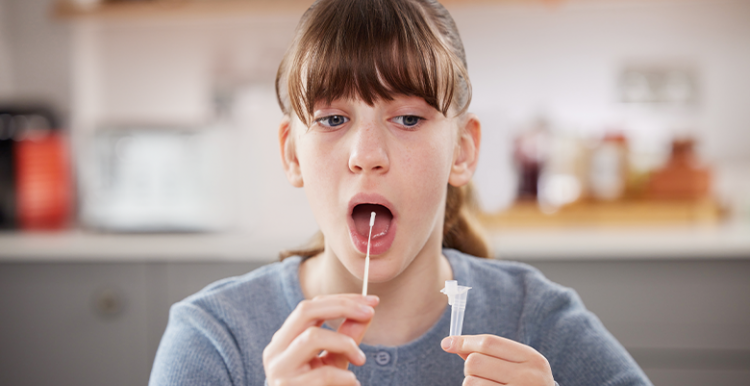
top-left (524, 277), bottom-right (653, 386)
top-left (149, 301), bottom-right (248, 386)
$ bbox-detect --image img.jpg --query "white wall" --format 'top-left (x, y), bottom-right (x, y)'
top-left (1, 0), bottom-right (70, 113)
top-left (456, 0), bottom-right (750, 157)
top-left (66, 15), bottom-right (321, 249)
top-left (11, 0), bottom-right (748, 159)
top-left (7, 1), bottom-right (748, 154)
top-left (449, 0), bottom-right (750, 209)
top-left (0, 0), bottom-right (12, 97)
top-left (77, 15), bottom-right (297, 125)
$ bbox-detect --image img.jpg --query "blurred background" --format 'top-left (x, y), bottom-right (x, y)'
top-left (0, 0), bottom-right (749, 385)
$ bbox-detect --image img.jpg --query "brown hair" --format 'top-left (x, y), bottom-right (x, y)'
top-left (276, 0), bottom-right (489, 259)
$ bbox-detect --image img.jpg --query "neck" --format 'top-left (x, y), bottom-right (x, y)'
top-left (299, 234), bottom-right (453, 346)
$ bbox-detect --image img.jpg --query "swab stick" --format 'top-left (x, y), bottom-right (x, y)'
top-left (362, 212), bottom-right (376, 296)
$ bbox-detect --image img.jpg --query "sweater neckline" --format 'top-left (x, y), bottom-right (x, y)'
top-left (280, 249), bottom-right (466, 366)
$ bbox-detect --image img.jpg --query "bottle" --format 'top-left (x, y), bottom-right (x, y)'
top-left (537, 133), bottom-right (586, 212)
top-left (588, 133), bottom-right (628, 201)
top-left (647, 138), bottom-right (710, 200)
top-left (513, 118), bottom-right (550, 200)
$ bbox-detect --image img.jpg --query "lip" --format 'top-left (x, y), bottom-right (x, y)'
top-left (347, 193), bottom-right (398, 256)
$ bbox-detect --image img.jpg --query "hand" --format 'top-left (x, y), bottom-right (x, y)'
top-left (263, 294), bottom-right (379, 386)
top-left (441, 334), bottom-right (555, 386)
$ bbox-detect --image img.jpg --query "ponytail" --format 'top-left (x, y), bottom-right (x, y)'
top-left (280, 231), bottom-right (324, 261)
top-left (442, 183), bottom-right (490, 258)
top-left (279, 183), bottom-right (490, 260)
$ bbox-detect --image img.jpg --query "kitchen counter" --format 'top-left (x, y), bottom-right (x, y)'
top-left (489, 223), bottom-right (750, 260)
top-left (1, 223), bottom-right (749, 262)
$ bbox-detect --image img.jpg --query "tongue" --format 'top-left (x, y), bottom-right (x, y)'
top-left (352, 204), bottom-right (392, 237)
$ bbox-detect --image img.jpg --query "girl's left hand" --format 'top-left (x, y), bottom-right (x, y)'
top-left (441, 334), bottom-right (555, 386)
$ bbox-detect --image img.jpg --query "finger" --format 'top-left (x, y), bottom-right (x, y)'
top-left (266, 295), bottom-right (377, 358)
top-left (289, 366), bottom-right (361, 386)
top-left (312, 293), bottom-right (379, 307)
top-left (271, 326), bottom-right (366, 373)
top-left (463, 375), bottom-right (505, 386)
top-left (338, 316), bottom-right (371, 345)
top-left (464, 352), bottom-right (515, 384)
top-left (441, 335), bottom-right (536, 363)
top-left (325, 316), bottom-right (374, 369)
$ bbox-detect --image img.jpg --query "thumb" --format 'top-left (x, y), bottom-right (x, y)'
top-left (441, 336), bottom-right (469, 360)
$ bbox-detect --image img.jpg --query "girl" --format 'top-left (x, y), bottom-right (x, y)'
top-left (150, 0), bottom-right (652, 385)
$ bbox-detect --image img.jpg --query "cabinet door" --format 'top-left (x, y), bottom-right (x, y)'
top-left (0, 263), bottom-right (150, 386)
top-left (529, 259), bottom-right (750, 386)
top-left (146, 261), bottom-right (267, 369)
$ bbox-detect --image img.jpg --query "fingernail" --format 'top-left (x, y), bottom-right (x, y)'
top-left (441, 337), bottom-right (453, 350)
top-left (358, 348), bottom-right (366, 361)
top-left (359, 304), bottom-right (374, 315)
top-left (365, 295), bottom-right (379, 304)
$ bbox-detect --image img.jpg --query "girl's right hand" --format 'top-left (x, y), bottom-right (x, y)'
top-left (263, 294), bottom-right (379, 386)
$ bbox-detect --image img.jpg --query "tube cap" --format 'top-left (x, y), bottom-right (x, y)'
top-left (440, 280), bottom-right (471, 306)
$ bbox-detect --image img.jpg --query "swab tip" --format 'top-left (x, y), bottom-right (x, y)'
top-left (369, 212), bottom-right (376, 226)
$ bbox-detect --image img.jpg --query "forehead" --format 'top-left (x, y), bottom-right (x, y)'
top-left (284, 0), bottom-right (461, 125)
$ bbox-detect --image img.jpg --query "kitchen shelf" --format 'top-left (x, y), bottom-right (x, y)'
top-left (53, 0), bottom-right (314, 20)
top-left (478, 198), bottom-right (724, 228)
top-left (53, 0), bottom-right (562, 20)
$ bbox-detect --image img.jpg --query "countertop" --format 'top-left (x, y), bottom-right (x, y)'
top-left (488, 223), bottom-right (750, 260)
top-left (1, 223), bottom-right (749, 262)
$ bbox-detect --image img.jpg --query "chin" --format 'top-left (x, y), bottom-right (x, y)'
top-left (362, 247), bottom-right (414, 283)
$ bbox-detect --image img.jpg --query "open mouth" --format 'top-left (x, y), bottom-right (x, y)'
top-left (348, 196), bottom-right (398, 255)
top-left (352, 203), bottom-right (393, 238)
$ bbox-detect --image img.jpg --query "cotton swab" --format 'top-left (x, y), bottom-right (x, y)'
top-left (362, 212), bottom-right (376, 296)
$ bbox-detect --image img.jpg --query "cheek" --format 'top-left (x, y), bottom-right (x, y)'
top-left (296, 134), bottom-right (346, 224)
top-left (396, 133), bottom-right (455, 211)
top-left (297, 133), bottom-right (342, 183)
top-left (403, 132), bottom-right (454, 184)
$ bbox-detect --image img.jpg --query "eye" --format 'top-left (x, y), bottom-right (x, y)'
top-left (316, 115), bottom-right (349, 128)
top-left (392, 115), bottom-right (423, 128)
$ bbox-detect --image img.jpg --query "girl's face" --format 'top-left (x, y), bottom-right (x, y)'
top-left (280, 95), bottom-right (479, 284)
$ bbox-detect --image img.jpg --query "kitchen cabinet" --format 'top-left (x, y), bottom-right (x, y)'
top-left (1, 258), bottom-right (748, 386)
top-left (0, 263), bottom-right (151, 386)
top-left (0, 261), bottom-right (264, 386)
top-left (528, 259), bottom-right (750, 386)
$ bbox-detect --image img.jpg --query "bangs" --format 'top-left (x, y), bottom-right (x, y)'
top-left (281, 0), bottom-right (470, 125)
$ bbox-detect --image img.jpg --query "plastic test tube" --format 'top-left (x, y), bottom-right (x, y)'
top-left (440, 280), bottom-right (471, 336)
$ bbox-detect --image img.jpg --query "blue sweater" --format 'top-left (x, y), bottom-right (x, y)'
top-left (149, 249), bottom-right (652, 385)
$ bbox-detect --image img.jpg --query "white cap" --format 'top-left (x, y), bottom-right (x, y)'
top-left (440, 280), bottom-right (471, 306)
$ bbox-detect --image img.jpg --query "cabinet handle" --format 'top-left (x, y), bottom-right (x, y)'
top-left (92, 288), bottom-right (124, 318)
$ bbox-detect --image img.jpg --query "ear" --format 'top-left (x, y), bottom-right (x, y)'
top-left (279, 115), bottom-right (304, 188)
top-left (448, 113), bottom-right (481, 187)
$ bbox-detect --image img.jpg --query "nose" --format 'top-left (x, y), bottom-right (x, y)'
top-left (348, 120), bottom-right (389, 174)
